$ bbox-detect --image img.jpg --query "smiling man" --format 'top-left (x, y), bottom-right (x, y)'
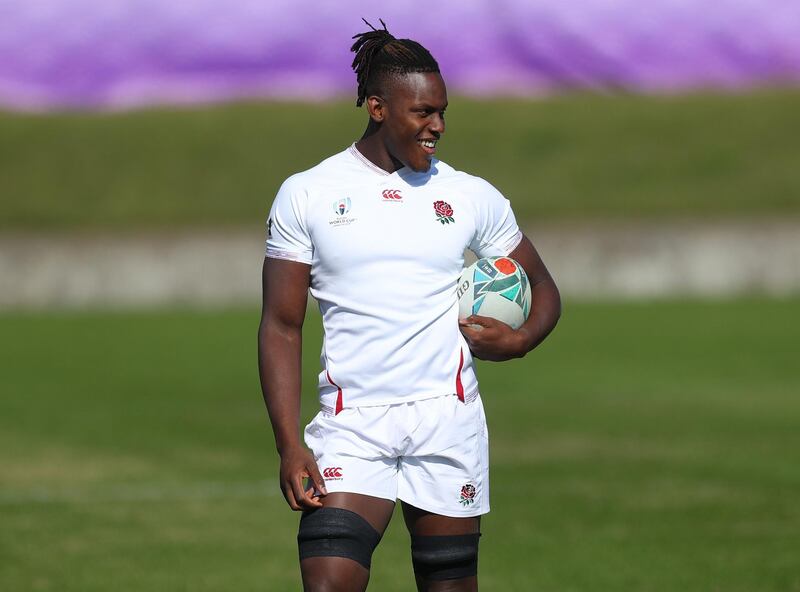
top-left (258, 20), bottom-right (561, 592)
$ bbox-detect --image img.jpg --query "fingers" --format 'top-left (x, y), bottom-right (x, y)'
top-left (461, 315), bottom-right (510, 329)
top-left (307, 462), bottom-right (329, 498)
top-left (282, 465), bottom-right (328, 511)
top-left (285, 471), bottom-right (322, 511)
top-left (459, 315), bottom-right (499, 340)
top-left (460, 315), bottom-right (489, 327)
top-left (459, 315), bottom-right (519, 361)
top-left (281, 473), bottom-right (304, 511)
top-left (290, 471), bottom-right (313, 509)
top-left (459, 316), bottom-right (483, 329)
top-left (279, 448), bottom-right (329, 511)
top-left (458, 317), bottom-right (485, 340)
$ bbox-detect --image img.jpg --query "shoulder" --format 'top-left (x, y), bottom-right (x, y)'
top-left (278, 149), bottom-right (353, 194)
top-left (427, 160), bottom-right (505, 198)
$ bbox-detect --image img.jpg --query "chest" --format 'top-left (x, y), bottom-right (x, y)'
top-left (308, 183), bottom-right (475, 275)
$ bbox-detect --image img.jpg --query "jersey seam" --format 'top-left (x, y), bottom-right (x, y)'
top-left (478, 229), bottom-right (523, 257)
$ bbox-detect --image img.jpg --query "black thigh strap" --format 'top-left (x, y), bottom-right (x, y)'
top-left (297, 507), bottom-right (382, 569)
top-left (411, 532), bottom-right (481, 581)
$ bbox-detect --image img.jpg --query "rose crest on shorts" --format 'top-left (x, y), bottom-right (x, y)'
top-left (433, 200), bottom-right (455, 224)
top-left (459, 483), bottom-right (476, 506)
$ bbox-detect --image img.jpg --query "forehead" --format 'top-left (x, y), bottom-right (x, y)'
top-left (385, 71), bottom-right (447, 105)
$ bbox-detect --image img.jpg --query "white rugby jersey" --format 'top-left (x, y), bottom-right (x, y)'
top-left (266, 144), bottom-right (522, 413)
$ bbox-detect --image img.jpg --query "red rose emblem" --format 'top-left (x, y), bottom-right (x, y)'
top-left (433, 201), bottom-right (455, 224)
top-left (461, 484), bottom-right (476, 500)
top-left (434, 200), bottom-right (453, 217)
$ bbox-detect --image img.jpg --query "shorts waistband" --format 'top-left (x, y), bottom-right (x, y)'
top-left (319, 388), bottom-right (479, 417)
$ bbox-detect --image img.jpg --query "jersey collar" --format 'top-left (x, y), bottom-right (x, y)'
top-left (348, 143), bottom-right (407, 177)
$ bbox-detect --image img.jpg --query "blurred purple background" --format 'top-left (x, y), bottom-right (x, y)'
top-left (1, 0), bottom-right (799, 110)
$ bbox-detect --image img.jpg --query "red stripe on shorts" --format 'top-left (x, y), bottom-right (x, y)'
top-left (455, 349), bottom-right (465, 402)
top-left (326, 371), bottom-right (343, 415)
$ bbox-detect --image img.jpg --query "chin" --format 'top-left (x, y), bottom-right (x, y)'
top-left (409, 159), bottom-right (433, 173)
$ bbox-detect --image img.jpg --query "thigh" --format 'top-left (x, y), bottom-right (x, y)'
top-left (397, 395), bottom-right (489, 518)
top-left (320, 492), bottom-right (396, 533)
top-left (402, 502), bottom-right (481, 592)
top-left (401, 502), bottom-right (480, 536)
top-left (300, 493), bottom-right (395, 592)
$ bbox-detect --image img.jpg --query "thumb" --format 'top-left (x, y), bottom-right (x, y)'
top-left (465, 315), bottom-right (491, 328)
top-left (307, 461), bottom-right (328, 496)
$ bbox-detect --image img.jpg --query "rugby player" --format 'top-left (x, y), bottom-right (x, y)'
top-left (258, 19), bottom-right (561, 591)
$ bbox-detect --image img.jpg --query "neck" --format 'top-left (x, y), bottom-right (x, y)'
top-left (355, 124), bottom-right (404, 173)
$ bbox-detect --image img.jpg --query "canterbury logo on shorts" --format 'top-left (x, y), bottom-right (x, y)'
top-left (323, 467), bottom-right (343, 480)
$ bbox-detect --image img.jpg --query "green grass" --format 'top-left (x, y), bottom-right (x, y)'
top-left (2, 299), bottom-right (799, 591)
top-left (2, 89), bottom-right (799, 230)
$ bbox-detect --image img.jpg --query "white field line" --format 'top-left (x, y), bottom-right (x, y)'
top-left (0, 480), bottom-right (280, 505)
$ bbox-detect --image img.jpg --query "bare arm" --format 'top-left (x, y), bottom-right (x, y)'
top-left (459, 234), bottom-right (561, 361)
top-left (258, 256), bottom-right (327, 510)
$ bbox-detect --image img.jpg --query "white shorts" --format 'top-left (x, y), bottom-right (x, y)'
top-left (304, 392), bottom-right (489, 518)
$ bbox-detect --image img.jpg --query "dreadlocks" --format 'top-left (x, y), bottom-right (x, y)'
top-left (350, 19), bottom-right (440, 107)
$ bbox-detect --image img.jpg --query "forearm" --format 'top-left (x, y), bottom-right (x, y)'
top-left (507, 233), bottom-right (561, 356)
top-left (258, 319), bottom-right (304, 454)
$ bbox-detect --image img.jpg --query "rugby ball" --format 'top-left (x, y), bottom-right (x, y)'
top-left (457, 257), bottom-right (531, 329)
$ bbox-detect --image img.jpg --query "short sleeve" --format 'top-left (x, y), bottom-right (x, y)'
top-left (468, 179), bottom-right (523, 258)
top-left (265, 176), bottom-right (313, 264)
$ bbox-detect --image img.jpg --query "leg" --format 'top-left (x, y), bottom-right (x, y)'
top-left (402, 502), bottom-right (481, 592)
top-left (299, 492), bottom-right (395, 592)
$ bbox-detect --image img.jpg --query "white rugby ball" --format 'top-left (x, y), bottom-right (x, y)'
top-left (457, 257), bottom-right (531, 330)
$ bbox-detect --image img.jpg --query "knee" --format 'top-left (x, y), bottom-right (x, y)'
top-left (411, 532), bottom-right (481, 582)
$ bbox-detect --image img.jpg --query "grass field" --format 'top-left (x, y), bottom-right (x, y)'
top-left (2, 89), bottom-right (799, 230)
top-left (2, 299), bottom-right (799, 591)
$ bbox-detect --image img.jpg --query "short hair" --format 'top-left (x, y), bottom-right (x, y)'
top-left (350, 19), bottom-right (440, 107)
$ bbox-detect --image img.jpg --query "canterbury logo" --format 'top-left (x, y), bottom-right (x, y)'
top-left (323, 467), bottom-right (343, 479)
top-left (382, 189), bottom-right (403, 200)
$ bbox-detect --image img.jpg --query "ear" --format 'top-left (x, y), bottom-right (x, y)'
top-left (365, 95), bottom-right (385, 123)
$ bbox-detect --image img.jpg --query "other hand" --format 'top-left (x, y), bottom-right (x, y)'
top-left (278, 445), bottom-right (328, 511)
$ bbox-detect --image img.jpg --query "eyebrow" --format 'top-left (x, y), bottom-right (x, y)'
top-left (413, 103), bottom-right (448, 110)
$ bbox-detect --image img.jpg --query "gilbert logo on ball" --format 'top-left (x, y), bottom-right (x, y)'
top-left (457, 257), bottom-right (531, 330)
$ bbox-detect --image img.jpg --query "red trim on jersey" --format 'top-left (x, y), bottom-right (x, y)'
top-left (327, 371), bottom-right (344, 415)
top-left (455, 349), bottom-right (465, 402)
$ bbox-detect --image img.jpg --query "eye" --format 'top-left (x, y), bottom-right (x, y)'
top-left (413, 108), bottom-right (445, 119)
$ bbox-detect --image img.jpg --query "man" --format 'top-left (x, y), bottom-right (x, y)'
top-left (258, 20), bottom-right (560, 592)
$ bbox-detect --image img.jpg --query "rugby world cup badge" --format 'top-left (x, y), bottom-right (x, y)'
top-left (330, 197), bottom-right (357, 227)
top-left (334, 198), bottom-right (351, 216)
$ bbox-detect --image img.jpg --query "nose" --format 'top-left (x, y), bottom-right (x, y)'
top-left (429, 112), bottom-right (445, 136)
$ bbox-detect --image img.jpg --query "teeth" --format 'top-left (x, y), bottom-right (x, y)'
top-left (419, 140), bottom-right (436, 148)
